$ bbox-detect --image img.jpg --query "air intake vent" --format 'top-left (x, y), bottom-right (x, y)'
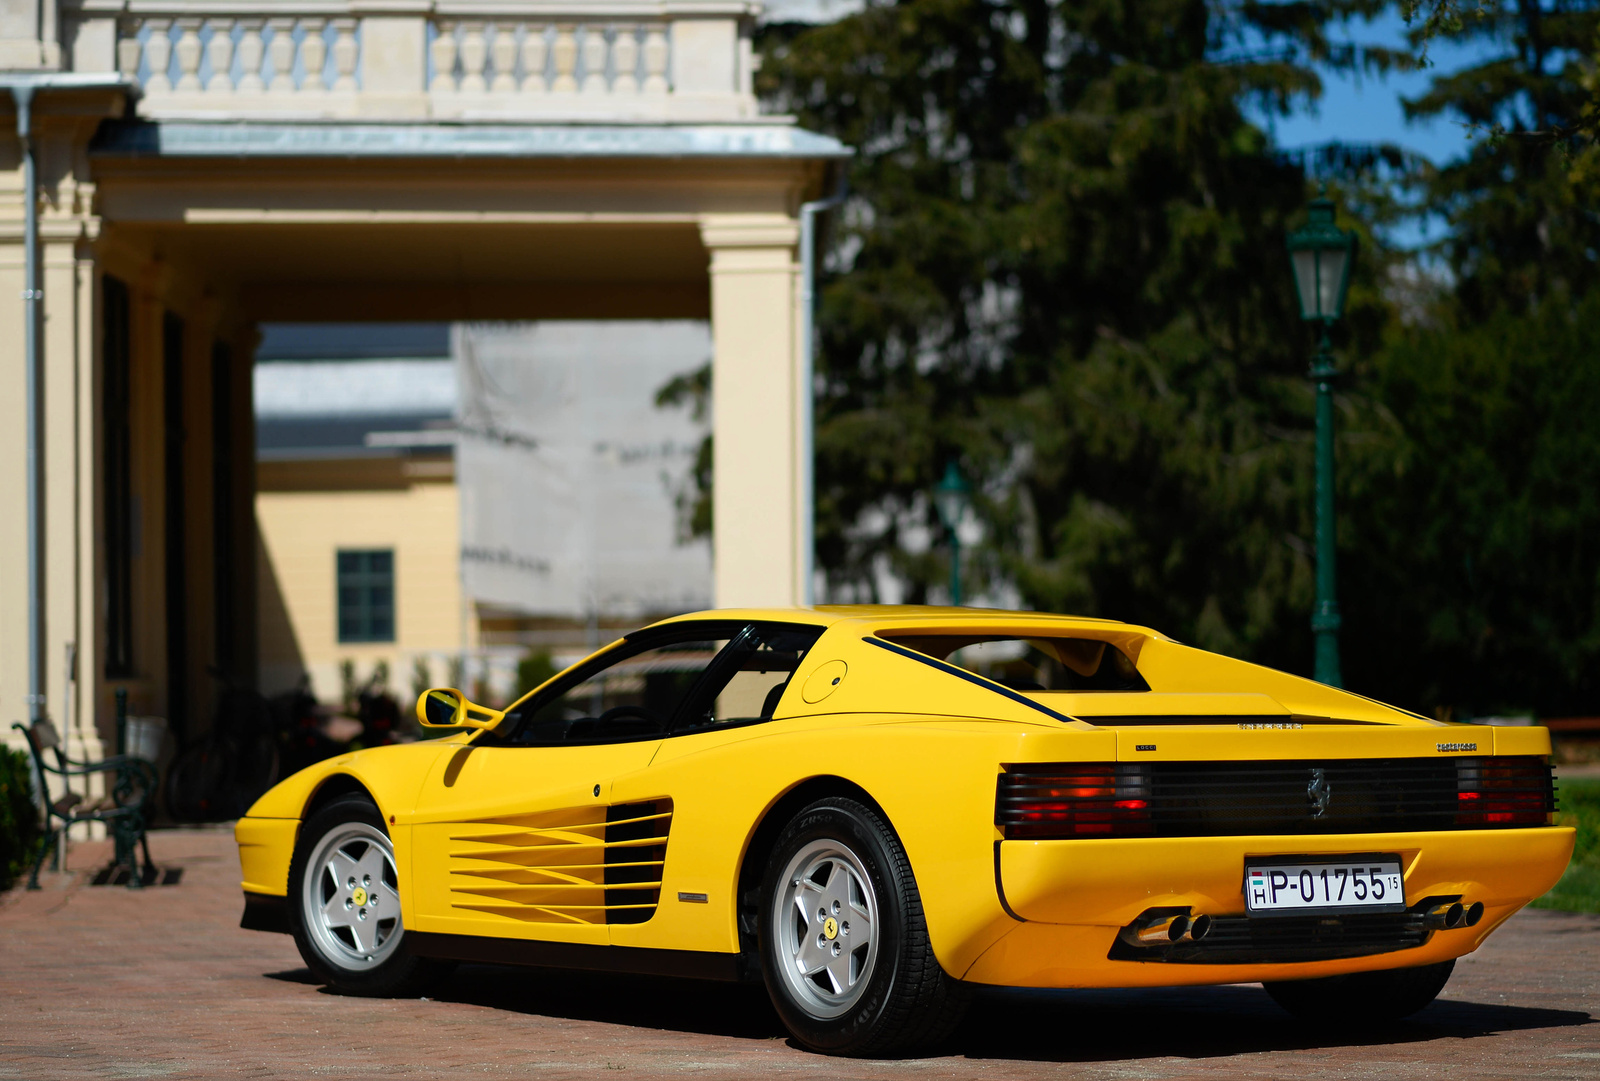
top-left (446, 799), bottom-right (672, 925)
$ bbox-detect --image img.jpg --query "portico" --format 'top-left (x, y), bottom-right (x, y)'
top-left (0, 1), bottom-right (847, 762)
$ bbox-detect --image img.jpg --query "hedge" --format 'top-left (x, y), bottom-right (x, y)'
top-left (0, 746), bottom-right (41, 892)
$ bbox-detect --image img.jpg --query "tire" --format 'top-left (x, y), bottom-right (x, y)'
top-left (758, 797), bottom-right (969, 1056)
top-left (1264, 959), bottom-right (1456, 1023)
top-left (287, 796), bottom-right (452, 996)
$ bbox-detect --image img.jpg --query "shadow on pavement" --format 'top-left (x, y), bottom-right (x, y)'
top-left (429, 965), bottom-right (788, 1040)
top-left (951, 984), bottom-right (1596, 1063)
top-left (410, 966), bottom-right (1595, 1061)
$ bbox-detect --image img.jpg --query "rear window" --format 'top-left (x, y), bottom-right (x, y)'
top-left (877, 634), bottom-right (1149, 692)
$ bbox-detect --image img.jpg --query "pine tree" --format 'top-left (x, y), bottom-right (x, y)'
top-left (1402, 0), bottom-right (1600, 316)
top-left (761, 0), bottom-right (1401, 669)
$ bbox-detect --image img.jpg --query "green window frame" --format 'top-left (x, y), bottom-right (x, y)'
top-left (337, 549), bottom-right (395, 643)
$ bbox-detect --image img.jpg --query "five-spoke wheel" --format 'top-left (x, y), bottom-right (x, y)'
top-left (287, 796), bottom-right (451, 996)
top-left (773, 840), bottom-right (879, 1018)
top-left (301, 820), bottom-right (402, 970)
top-left (758, 797), bottom-right (968, 1056)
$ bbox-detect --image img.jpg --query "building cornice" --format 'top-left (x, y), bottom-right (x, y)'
top-left (89, 118), bottom-right (852, 158)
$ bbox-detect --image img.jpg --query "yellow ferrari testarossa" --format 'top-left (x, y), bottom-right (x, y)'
top-left (236, 606), bottom-right (1574, 1055)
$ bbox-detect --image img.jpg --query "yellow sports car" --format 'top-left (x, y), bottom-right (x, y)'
top-left (236, 607), bottom-right (1573, 1055)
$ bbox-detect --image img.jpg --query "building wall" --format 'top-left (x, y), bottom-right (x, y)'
top-left (256, 461), bottom-right (465, 705)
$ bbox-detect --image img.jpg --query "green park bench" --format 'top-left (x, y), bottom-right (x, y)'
top-left (12, 720), bottom-right (155, 889)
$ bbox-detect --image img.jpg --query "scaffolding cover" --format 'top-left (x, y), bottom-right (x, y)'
top-left (455, 321), bottom-right (712, 619)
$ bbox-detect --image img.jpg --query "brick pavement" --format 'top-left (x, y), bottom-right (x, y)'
top-left (1, 827), bottom-right (1596, 1080)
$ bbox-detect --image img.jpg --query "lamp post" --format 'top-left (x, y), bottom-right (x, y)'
top-left (1287, 194), bottom-right (1356, 687)
top-left (933, 462), bottom-right (971, 606)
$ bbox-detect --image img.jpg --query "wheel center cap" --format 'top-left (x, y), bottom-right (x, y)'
top-left (823, 916), bottom-right (838, 940)
top-left (352, 886), bottom-right (368, 906)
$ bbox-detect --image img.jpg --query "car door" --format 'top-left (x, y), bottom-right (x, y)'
top-left (407, 621), bottom-right (751, 945)
top-left (607, 622), bottom-right (827, 953)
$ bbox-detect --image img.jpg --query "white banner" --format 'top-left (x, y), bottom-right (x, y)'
top-left (455, 321), bottom-right (713, 619)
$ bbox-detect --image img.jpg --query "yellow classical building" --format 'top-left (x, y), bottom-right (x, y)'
top-left (253, 325), bottom-right (466, 705)
top-left (252, 319), bottom-right (715, 708)
top-left (0, 2), bottom-right (847, 765)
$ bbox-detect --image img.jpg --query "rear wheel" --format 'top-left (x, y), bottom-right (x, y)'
top-left (287, 796), bottom-right (451, 996)
top-left (758, 797), bottom-right (969, 1056)
top-left (1264, 959), bottom-right (1455, 1023)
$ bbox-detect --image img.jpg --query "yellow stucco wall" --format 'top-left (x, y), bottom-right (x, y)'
top-left (256, 467), bottom-right (465, 702)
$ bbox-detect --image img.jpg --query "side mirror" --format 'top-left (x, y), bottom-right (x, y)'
top-left (416, 687), bottom-right (504, 732)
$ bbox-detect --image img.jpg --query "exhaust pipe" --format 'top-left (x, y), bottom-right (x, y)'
top-left (1424, 901), bottom-right (1465, 930)
top-left (1132, 912), bottom-right (1211, 945)
top-left (1464, 901), bottom-right (1484, 927)
top-left (1134, 914), bottom-right (1186, 945)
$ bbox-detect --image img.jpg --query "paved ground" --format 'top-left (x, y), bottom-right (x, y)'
top-left (2, 828), bottom-right (1596, 1080)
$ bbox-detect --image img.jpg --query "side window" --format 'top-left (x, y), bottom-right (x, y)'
top-left (878, 634), bottom-right (1149, 692)
top-left (674, 623), bottom-right (826, 735)
top-left (502, 623), bottom-right (746, 746)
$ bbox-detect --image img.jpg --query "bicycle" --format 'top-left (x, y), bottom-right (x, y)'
top-left (164, 671), bottom-right (280, 822)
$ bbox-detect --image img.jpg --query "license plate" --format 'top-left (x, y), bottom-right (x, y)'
top-left (1245, 858), bottom-right (1406, 916)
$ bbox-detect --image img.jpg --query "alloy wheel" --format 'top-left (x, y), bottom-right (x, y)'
top-left (772, 838), bottom-right (880, 1019)
top-left (300, 821), bottom-right (404, 971)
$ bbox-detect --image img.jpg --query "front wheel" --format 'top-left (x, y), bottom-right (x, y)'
top-left (1264, 959), bottom-right (1456, 1023)
top-left (758, 797), bottom-right (969, 1056)
top-left (287, 796), bottom-right (451, 996)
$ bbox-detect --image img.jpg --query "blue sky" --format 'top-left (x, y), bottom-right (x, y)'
top-left (1258, 12), bottom-right (1491, 164)
top-left (1251, 11), bottom-right (1503, 246)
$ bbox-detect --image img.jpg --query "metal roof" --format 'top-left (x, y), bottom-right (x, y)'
top-left (89, 120), bottom-right (852, 160)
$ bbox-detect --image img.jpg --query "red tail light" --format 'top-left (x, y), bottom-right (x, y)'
top-left (1456, 756), bottom-right (1553, 827)
top-left (997, 764), bottom-right (1152, 839)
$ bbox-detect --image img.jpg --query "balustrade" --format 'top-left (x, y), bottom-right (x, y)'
top-left (89, 3), bottom-right (754, 121)
top-left (116, 15), bottom-right (360, 103)
top-left (426, 21), bottom-right (670, 99)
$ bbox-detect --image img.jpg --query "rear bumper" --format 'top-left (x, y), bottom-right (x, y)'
top-left (966, 826), bottom-right (1574, 988)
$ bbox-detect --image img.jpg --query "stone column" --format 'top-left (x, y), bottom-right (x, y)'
top-left (0, 106), bottom-right (117, 837)
top-left (0, 93), bottom-right (125, 783)
top-left (698, 213), bottom-right (803, 608)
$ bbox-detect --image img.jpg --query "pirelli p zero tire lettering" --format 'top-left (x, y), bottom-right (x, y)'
top-left (758, 797), bottom-right (970, 1056)
top-left (287, 795), bottom-right (452, 997)
top-left (1264, 958), bottom-right (1456, 1023)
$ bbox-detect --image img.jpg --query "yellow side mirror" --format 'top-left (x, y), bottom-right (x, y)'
top-left (416, 687), bottom-right (504, 732)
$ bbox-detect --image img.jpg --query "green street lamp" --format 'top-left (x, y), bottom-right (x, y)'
top-left (1287, 194), bottom-right (1356, 687)
top-left (933, 462), bottom-right (971, 606)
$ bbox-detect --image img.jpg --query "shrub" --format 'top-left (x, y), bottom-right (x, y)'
top-left (0, 746), bottom-right (42, 892)
top-left (1534, 777), bottom-right (1600, 914)
top-left (515, 649), bottom-right (558, 701)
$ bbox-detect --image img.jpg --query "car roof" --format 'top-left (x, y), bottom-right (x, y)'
top-left (628, 606), bottom-right (1426, 727)
top-left (645, 605), bottom-right (1137, 628)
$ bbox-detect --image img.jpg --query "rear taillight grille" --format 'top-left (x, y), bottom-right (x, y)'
top-left (997, 756), bottom-right (1554, 840)
top-left (1456, 757), bottom-right (1552, 827)
top-left (997, 763), bottom-right (1154, 838)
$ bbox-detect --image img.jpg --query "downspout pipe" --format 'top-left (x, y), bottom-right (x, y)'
top-left (4, 74), bottom-right (133, 731)
top-left (798, 176), bottom-right (847, 607)
top-left (15, 84), bottom-right (42, 727)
